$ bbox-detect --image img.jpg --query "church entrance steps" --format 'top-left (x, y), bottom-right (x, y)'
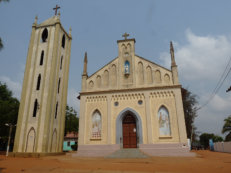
top-left (139, 144), bottom-right (196, 157)
top-left (72, 144), bottom-right (120, 157)
top-left (106, 149), bottom-right (149, 158)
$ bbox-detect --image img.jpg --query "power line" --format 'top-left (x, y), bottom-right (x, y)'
top-left (196, 56), bottom-right (231, 111)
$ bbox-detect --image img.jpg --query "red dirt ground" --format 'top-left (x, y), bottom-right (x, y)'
top-left (0, 150), bottom-right (231, 173)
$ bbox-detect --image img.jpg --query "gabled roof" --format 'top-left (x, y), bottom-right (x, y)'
top-left (135, 55), bottom-right (171, 72)
top-left (88, 56), bottom-right (118, 78)
top-left (87, 54), bottom-right (171, 78)
top-left (38, 16), bottom-right (59, 27)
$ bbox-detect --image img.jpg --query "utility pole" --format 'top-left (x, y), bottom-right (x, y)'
top-left (5, 123), bottom-right (16, 157)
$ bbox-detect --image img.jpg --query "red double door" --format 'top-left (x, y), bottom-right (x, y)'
top-left (122, 114), bottom-right (137, 148)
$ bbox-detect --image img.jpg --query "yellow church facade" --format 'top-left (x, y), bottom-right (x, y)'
top-left (77, 35), bottom-right (192, 156)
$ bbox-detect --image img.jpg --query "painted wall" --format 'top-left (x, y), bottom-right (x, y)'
top-left (214, 142), bottom-right (231, 153)
top-left (63, 141), bottom-right (76, 151)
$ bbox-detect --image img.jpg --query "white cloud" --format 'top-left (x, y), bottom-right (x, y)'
top-left (160, 29), bottom-right (231, 137)
top-left (209, 94), bottom-right (231, 111)
top-left (0, 76), bottom-right (22, 99)
top-left (161, 29), bottom-right (231, 82)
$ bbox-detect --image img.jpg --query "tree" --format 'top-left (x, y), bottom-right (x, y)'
top-left (65, 105), bottom-right (79, 135)
top-left (222, 115), bottom-right (231, 141)
top-left (0, 0), bottom-right (9, 51)
top-left (0, 82), bottom-right (19, 150)
top-left (181, 88), bottom-right (198, 141)
top-left (199, 133), bottom-right (223, 149)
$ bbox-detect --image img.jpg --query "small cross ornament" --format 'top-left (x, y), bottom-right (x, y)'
top-left (122, 32), bottom-right (129, 40)
top-left (53, 5), bottom-right (60, 15)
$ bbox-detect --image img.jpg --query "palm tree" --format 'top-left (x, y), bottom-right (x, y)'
top-left (222, 116), bottom-right (231, 141)
top-left (0, 38), bottom-right (3, 50)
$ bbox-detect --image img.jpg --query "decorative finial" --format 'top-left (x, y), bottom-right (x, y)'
top-left (58, 11), bottom-right (60, 16)
top-left (35, 16), bottom-right (38, 24)
top-left (170, 41), bottom-right (176, 66)
top-left (53, 5), bottom-right (60, 15)
top-left (33, 16), bottom-right (38, 26)
top-left (84, 52), bottom-right (88, 63)
top-left (122, 32), bottom-right (129, 40)
top-left (83, 52), bottom-right (88, 76)
top-left (69, 27), bottom-right (72, 35)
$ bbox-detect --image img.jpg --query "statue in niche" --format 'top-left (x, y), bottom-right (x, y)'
top-left (92, 111), bottom-right (101, 138)
top-left (158, 107), bottom-right (171, 136)
top-left (124, 61), bottom-right (130, 75)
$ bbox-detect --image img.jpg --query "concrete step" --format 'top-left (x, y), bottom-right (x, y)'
top-left (106, 148), bottom-right (149, 158)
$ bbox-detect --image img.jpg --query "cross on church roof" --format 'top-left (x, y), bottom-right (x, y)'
top-left (122, 32), bottom-right (129, 40)
top-left (53, 5), bottom-right (60, 15)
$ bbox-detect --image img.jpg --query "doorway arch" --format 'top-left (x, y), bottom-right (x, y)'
top-left (122, 114), bottom-right (137, 148)
top-left (25, 127), bottom-right (36, 152)
top-left (116, 108), bottom-right (143, 147)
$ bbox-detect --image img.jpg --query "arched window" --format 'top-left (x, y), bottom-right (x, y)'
top-left (155, 70), bottom-right (161, 83)
top-left (124, 61), bottom-right (130, 74)
top-left (40, 51), bottom-right (44, 65)
top-left (55, 102), bottom-right (58, 119)
top-left (60, 56), bottom-right (63, 70)
top-left (110, 64), bottom-right (117, 87)
top-left (138, 62), bottom-right (144, 84)
top-left (146, 66), bottom-right (153, 84)
top-left (61, 34), bottom-right (65, 48)
top-left (96, 75), bottom-right (101, 88)
top-left (36, 74), bottom-right (41, 90)
top-left (91, 110), bottom-right (102, 139)
top-left (158, 106), bottom-right (171, 136)
top-left (103, 70), bottom-right (109, 87)
top-left (58, 78), bottom-right (61, 93)
top-left (33, 99), bottom-right (38, 117)
top-left (41, 28), bottom-right (48, 42)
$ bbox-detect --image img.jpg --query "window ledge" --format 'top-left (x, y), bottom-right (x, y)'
top-left (90, 138), bottom-right (102, 141)
top-left (159, 136), bottom-right (172, 139)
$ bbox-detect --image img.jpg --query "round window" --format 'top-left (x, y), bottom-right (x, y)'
top-left (114, 101), bottom-right (119, 106)
top-left (138, 100), bottom-right (143, 105)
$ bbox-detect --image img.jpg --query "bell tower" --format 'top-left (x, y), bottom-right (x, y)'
top-left (117, 32), bottom-right (136, 88)
top-left (13, 10), bottom-right (72, 155)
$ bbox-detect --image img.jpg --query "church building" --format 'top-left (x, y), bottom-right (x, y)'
top-left (77, 33), bottom-right (192, 156)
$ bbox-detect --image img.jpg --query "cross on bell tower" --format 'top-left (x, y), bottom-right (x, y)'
top-left (122, 32), bottom-right (129, 40)
top-left (53, 5), bottom-right (60, 15)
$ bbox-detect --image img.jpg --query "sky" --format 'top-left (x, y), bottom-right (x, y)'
top-left (0, 0), bottom-right (231, 138)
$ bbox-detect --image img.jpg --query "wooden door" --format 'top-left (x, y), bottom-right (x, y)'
top-left (123, 114), bottom-right (137, 148)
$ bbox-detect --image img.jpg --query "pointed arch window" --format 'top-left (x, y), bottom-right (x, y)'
top-left (124, 60), bottom-right (130, 75)
top-left (58, 78), bottom-right (61, 93)
top-left (158, 106), bottom-right (171, 136)
top-left (62, 34), bottom-right (65, 48)
top-left (60, 56), bottom-right (63, 70)
top-left (91, 110), bottom-right (102, 139)
top-left (55, 102), bottom-right (58, 119)
top-left (33, 99), bottom-right (38, 117)
top-left (40, 51), bottom-right (44, 65)
top-left (41, 28), bottom-right (48, 42)
top-left (36, 74), bottom-right (41, 90)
